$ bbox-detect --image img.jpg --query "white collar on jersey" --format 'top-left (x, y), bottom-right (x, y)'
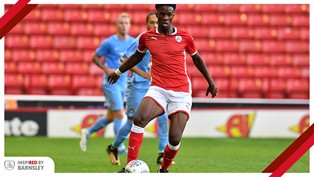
top-left (156, 26), bottom-right (177, 35)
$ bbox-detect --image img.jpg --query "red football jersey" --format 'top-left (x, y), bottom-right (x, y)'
top-left (137, 27), bottom-right (197, 93)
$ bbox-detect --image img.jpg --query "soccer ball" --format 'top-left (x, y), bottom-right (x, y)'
top-left (125, 160), bottom-right (150, 173)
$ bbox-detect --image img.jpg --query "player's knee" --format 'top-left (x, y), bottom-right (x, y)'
top-left (168, 135), bottom-right (181, 146)
top-left (133, 114), bottom-right (148, 128)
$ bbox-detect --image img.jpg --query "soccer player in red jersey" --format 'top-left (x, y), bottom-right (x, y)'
top-left (108, 4), bottom-right (217, 173)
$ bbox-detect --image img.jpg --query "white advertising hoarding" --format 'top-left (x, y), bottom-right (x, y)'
top-left (47, 109), bottom-right (309, 138)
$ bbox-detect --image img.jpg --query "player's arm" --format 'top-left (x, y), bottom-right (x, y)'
top-left (108, 51), bottom-right (145, 84)
top-left (92, 53), bottom-right (113, 74)
top-left (192, 53), bottom-right (217, 98)
top-left (121, 56), bottom-right (151, 79)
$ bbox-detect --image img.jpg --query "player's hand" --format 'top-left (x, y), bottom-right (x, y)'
top-left (206, 82), bottom-right (217, 98)
top-left (107, 72), bottom-right (120, 84)
top-left (104, 68), bottom-right (115, 74)
top-left (142, 72), bottom-right (151, 80)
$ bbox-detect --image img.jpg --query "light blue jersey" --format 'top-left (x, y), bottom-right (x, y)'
top-left (124, 33), bottom-right (151, 89)
top-left (96, 34), bottom-right (134, 110)
top-left (96, 34), bottom-right (134, 87)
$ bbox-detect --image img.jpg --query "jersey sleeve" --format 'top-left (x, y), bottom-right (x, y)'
top-left (186, 33), bottom-right (197, 56)
top-left (95, 40), bottom-right (110, 57)
top-left (137, 33), bottom-right (148, 53)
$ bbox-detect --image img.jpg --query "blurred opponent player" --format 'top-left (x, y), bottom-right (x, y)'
top-left (108, 4), bottom-right (217, 172)
top-left (106, 12), bottom-right (170, 165)
top-left (80, 13), bottom-right (134, 153)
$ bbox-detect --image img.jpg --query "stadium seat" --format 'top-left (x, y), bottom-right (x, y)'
top-left (230, 66), bottom-right (254, 78)
top-left (25, 74), bottom-right (48, 95)
top-left (300, 28), bottom-right (309, 40)
top-left (223, 14), bottom-right (247, 26)
top-left (291, 54), bottom-right (309, 67)
top-left (5, 62), bottom-right (17, 74)
top-left (191, 77), bottom-right (208, 93)
top-left (239, 4), bottom-right (261, 13)
top-left (216, 4), bottom-right (240, 12)
top-left (89, 63), bottom-right (104, 75)
top-left (24, 9), bottom-right (41, 21)
top-left (292, 15), bottom-right (309, 27)
top-left (277, 28), bottom-right (300, 40)
top-left (93, 24), bottom-right (115, 37)
top-left (81, 4), bottom-right (105, 10)
top-left (268, 15), bottom-right (292, 26)
top-left (193, 4), bottom-right (216, 12)
top-left (77, 37), bottom-right (101, 50)
top-left (222, 53), bottom-right (246, 66)
top-left (82, 50), bottom-right (95, 63)
top-left (268, 54), bottom-right (292, 66)
top-left (72, 75), bottom-right (97, 88)
top-left (59, 50), bottom-right (83, 63)
top-left (214, 78), bottom-right (230, 92)
top-left (200, 14), bottom-right (224, 25)
top-left (64, 10), bottom-right (87, 22)
top-left (238, 78), bottom-right (263, 92)
top-left (87, 10), bottom-right (108, 22)
top-left (24, 23), bottom-right (47, 34)
top-left (201, 53), bottom-right (223, 66)
top-left (262, 41), bottom-right (285, 53)
top-left (8, 23), bottom-right (24, 35)
top-left (5, 36), bottom-right (29, 48)
top-left (125, 4), bottom-right (148, 11)
top-left (285, 41), bottom-right (309, 53)
top-left (261, 4), bottom-right (286, 13)
top-left (253, 66), bottom-right (277, 78)
top-left (47, 22), bottom-right (71, 35)
top-left (5, 50), bottom-right (12, 62)
top-left (215, 40), bottom-right (239, 52)
top-left (194, 39), bottom-right (214, 52)
top-left (186, 26), bottom-right (208, 38)
top-left (207, 66), bottom-right (231, 78)
top-left (285, 4), bottom-right (309, 13)
top-left (5, 74), bottom-right (24, 88)
top-left (247, 14), bottom-right (268, 26)
top-left (231, 27), bottom-right (254, 39)
top-left (70, 23), bottom-right (94, 35)
top-left (53, 36), bottom-right (77, 49)
top-left (11, 50), bottom-right (36, 62)
top-left (208, 27), bottom-right (232, 39)
top-left (264, 78), bottom-right (286, 99)
top-left (48, 75), bottom-right (72, 95)
top-left (286, 79), bottom-right (309, 99)
top-left (36, 49), bottom-right (60, 62)
top-left (29, 36), bottom-right (53, 49)
top-left (246, 53), bottom-right (269, 66)
top-left (277, 67), bottom-right (301, 79)
top-left (104, 4), bottom-right (126, 10)
top-left (300, 68), bottom-right (309, 79)
top-left (239, 40), bottom-right (261, 52)
top-left (17, 62), bottom-right (41, 74)
top-left (41, 62), bottom-right (65, 74)
top-left (41, 9), bottom-right (64, 21)
top-left (65, 63), bottom-right (89, 75)
top-left (130, 12), bottom-right (147, 25)
top-left (254, 27), bottom-right (277, 40)
top-left (177, 13), bottom-right (199, 25)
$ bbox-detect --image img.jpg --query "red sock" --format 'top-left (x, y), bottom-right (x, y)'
top-left (127, 130), bottom-right (144, 163)
top-left (161, 144), bottom-right (180, 170)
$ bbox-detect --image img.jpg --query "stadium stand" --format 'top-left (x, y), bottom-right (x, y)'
top-left (4, 4), bottom-right (309, 99)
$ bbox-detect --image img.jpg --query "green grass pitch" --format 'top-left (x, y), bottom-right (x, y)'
top-left (5, 137), bottom-right (309, 173)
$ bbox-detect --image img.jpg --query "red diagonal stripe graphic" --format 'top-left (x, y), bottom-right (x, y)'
top-left (263, 123), bottom-right (314, 176)
top-left (0, 0), bottom-right (37, 39)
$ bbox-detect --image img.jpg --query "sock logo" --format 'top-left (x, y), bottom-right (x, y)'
top-left (128, 146), bottom-right (135, 151)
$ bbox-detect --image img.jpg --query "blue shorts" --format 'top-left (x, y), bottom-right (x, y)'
top-left (126, 82), bottom-right (149, 117)
top-left (102, 84), bottom-right (126, 111)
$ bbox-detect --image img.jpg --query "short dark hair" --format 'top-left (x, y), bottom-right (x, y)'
top-left (155, 4), bottom-right (176, 10)
top-left (146, 12), bottom-right (157, 23)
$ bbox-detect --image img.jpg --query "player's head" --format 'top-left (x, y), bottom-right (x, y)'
top-left (146, 12), bottom-right (158, 30)
top-left (155, 4), bottom-right (176, 30)
top-left (116, 13), bottom-right (131, 36)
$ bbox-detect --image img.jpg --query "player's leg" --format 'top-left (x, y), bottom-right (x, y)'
top-left (159, 91), bottom-right (192, 172)
top-left (156, 113), bottom-right (169, 164)
top-left (79, 85), bottom-right (114, 152)
top-left (127, 86), bottom-right (168, 163)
